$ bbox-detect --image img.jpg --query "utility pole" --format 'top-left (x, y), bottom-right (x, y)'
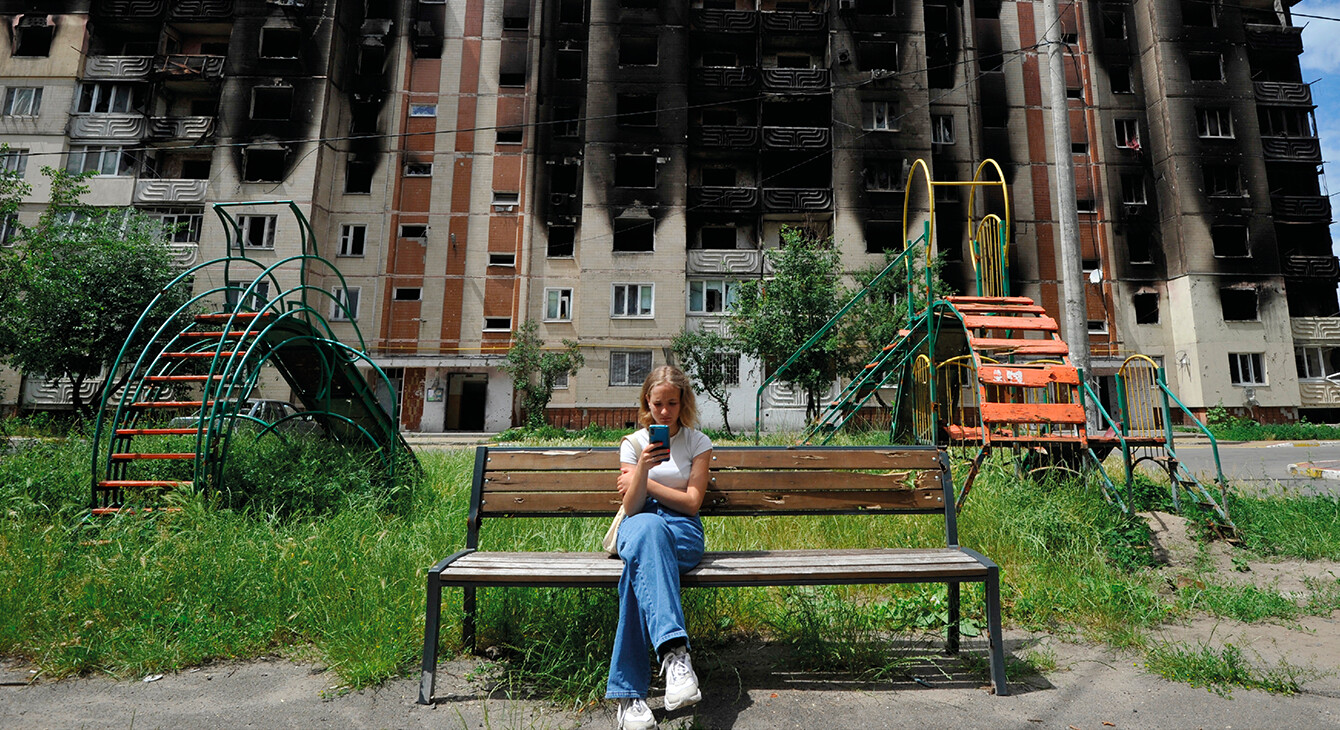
top-left (1041, 0), bottom-right (1091, 389)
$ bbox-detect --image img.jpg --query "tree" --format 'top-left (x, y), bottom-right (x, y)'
top-left (671, 327), bottom-right (736, 435)
top-left (730, 227), bottom-right (852, 423)
top-left (500, 318), bottom-right (584, 428)
top-left (0, 167), bottom-right (191, 417)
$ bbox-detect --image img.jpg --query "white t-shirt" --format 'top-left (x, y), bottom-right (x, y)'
top-left (620, 426), bottom-right (714, 491)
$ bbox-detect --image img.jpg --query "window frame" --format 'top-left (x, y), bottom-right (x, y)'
top-left (66, 145), bottom-right (135, 176)
top-left (931, 114), bottom-right (955, 145)
top-left (408, 104), bottom-right (438, 117)
top-left (544, 287), bottom-right (574, 321)
top-left (611, 282), bottom-right (655, 318)
top-left (1114, 118), bottom-right (1140, 149)
top-left (76, 82), bottom-right (139, 114)
top-left (0, 148), bottom-right (29, 176)
top-left (236, 214), bottom-right (278, 250)
top-left (1196, 107), bottom-right (1234, 139)
top-left (392, 287), bottom-right (422, 302)
top-left (2, 87), bottom-right (42, 116)
top-left (331, 286), bottom-right (362, 321)
top-left (482, 316), bottom-right (513, 332)
top-left (1120, 173), bottom-right (1147, 205)
top-left (610, 350), bottom-right (654, 386)
top-left (1228, 352), bottom-right (1265, 386)
top-left (687, 278), bottom-right (739, 315)
top-left (404, 162), bottom-right (434, 177)
top-left (338, 223), bottom-right (367, 257)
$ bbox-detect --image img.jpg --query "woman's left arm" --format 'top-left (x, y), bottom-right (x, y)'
top-left (644, 448), bottom-right (712, 515)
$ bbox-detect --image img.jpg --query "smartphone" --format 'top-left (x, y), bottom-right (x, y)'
top-left (649, 424), bottom-right (670, 455)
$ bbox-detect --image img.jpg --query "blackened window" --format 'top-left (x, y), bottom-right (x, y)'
top-left (615, 156), bottom-right (656, 188)
top-left (617, 94), bottom-right (657, 127)
top-left (243, 149), bottom-right (286, 182)
top-left (701, 166), bottom-right (736, 186)
top-left (503, 0), bottom-right (529, 29)
top-left (699, 226), bottom-right (737, 249)
top-left (1183, 0), bottom-right (1217, 27)
top-left (500, 40), bottom-right (527, 86)
top-left (1134, 292), bottom-right (1159, 324)
top-left (12, 17), bottom-right (53, 57)
top-left (865, 221), bottom-right (903, 254)
top-left (1212, 225), bottom-right (1249, 257)
top-left (548, 226), bottom-right (575, 257)
top-left (1110, 65), bottom-right (1133, 94)
top-left (553, 102), bottom-right (580, 137)
top-left (559, 0), bottom-right (584, 23)
top-left (345, 157), bottom-right (374, 194)
top-left (1101, 8), bottom-right (1126, 38)
top-left (1221, 288), bottom-right (1258, 321)
top-left (1188, 53), bottom-right (1223, 81)
top-left (556, 49), bottom-right (583, 80)
top-left (613, 219), bottom-right (654, 251)
top-left (251, 86), bottom-right (294, 120)
top-left (619, 36), bottom-right (658, 66)
top-left (259, 28), bottom-right (301, 58)
top-left (1203, 164), bottom-right (1243, 197)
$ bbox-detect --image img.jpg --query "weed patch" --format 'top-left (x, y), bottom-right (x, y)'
top-left (1144, 641), bottom-right (1316, 697)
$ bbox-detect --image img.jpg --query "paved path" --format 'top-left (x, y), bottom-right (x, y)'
top-left (1154, 439), bottom-right (1340, 496)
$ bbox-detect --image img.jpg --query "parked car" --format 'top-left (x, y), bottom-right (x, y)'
top-left (170, 399), bottom-right (323, 436)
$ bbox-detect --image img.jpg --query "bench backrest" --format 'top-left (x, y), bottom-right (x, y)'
top-left (466, 445), bottom-right (958, 549)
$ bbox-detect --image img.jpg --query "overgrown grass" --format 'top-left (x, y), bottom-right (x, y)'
top-left (1204, 406), bottom-right (1340, 442)
top-left (1229, 491), bottom-right (1340, 560)
top-left (1144, 641), bottom-right (1316, 697)
top-left (1, 428), bottom-right (1337, 702)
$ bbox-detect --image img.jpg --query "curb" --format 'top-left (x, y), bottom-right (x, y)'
top-left (1287, 460), bottom-right (1340, 480)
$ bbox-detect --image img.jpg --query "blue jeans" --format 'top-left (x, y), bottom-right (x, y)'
top-left (605, 501), bottom-right (705, 699)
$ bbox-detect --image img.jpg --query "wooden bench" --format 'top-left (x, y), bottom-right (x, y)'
top-left (418, 444), bottom-right (1007, 704)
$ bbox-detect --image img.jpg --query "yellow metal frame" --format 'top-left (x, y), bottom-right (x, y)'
top-left (902, 158), bottom-right (1012, 302)
top-left (972, 214), bottom-right (1008, 298)
top-left (1118, 354), bottom-right (1163, 437)
top-left (912, 354), bottom-right (934, 444)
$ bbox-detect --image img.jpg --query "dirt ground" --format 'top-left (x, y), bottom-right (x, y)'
top-left (3, 512), bottom-right (1339, 729)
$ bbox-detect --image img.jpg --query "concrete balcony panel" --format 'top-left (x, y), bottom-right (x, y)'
top-left (1272, 194), bottom-right (1331, 221)
top-left (1254, 80), bottom-right (1312, 106)
top-left (690, 9), bottom-right (758, 32)
top-left (692, 66), bottom-right (759, 89)
top-left (762, 187), bottom-right (833, 211)
top-left (1261, 136), bottom-right (1322, 162)
top-left (693, 125), bottom-right (760, 148)
top-left (68, 113), bottom-right (146, 140)
top-left (83, 55), bottom-right (153, 80)
top-left (1245, 24), bottom-right (1304, 55)
top-left (760, 11), bottom-right (828, 33)
top-left (760, 67), bottom-right (830, 92)
top-left (168, 243), bottom-right (200, 268)
top-left (687, 248), bottom-right (769, 275)
top-left (134, 179), bottom-right (208, 204)
top-left (147, 116), bottom-right (216, 140)
top-left (761, 125), bottom-right (831, 149)
top-left (170, 0), bottom-right (234, 19)
top-left (154, 55), bottom-right (225, 80)
top-left (1299, 380), bottom-right (1340, 408)
top-left (1283, 254), bottom-right (1340, 281)
top-left (1291, 316), bottom-right (1340, 343)
top-left (690, 186), bottom-right (760, 211)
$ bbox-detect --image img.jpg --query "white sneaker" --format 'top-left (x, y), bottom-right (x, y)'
top-left (660, 645), bottom-right (701, 711)
top-left (616, 697), bottom-right (657, 730)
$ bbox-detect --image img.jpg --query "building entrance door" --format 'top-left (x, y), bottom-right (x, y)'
top-left (446, 373), bottom-right (487, 430)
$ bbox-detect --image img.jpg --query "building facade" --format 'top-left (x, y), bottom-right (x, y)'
top-left (0, 0), bottom-right (1336, 428)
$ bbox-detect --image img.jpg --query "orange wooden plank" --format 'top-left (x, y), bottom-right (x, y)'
top-left (979, 401), bottom-right (1086, 424)
top-left (177, 331), bottom-right (256, 339)
top-left (977, 364), bottom-right (1079, 387)
top-left (968, 338), bottom-right (1070, 355)
top-left (194, 313), bottom-right (274, 322)
top-left (961, 315), bottom-right (1058, 331)
top-left (951, 303), bottom-right (1047, 315)
top-left (946, 295), bottom-right (1036, 305)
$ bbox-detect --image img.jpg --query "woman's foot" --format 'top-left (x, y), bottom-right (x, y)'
top-left (616, 697), bottom-right (657, 730)
top-left (660, 645), bottom-right (701, 711)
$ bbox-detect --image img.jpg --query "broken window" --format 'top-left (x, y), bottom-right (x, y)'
top-left (613, 218), bottom-right (654, 252)
top-left (77, 83), bottom-right (141, 114)
top-left (332, 287), bottom-right (361, 321)
top-left (251, 86), bottom-right (294, 120)
top-left (865, 221), bottom-right (903, 254)
top-left (259, 28), bottom-right (301, 58)
top-left (1203, 164), bottom-right (1243, 197)
top-left (237, 215), bottom-right (277, 249)
top-left (1121, 174), bottom-right (1147, 205)
top-left (1110, 65), bottom-right (1133, 94)
top-left (1182, 0), bottom-right (1217, 27)
top-left (553, 102), bottom-right (580, 137)
top-left (1188, 53), bottom-right (1223, 81)
top-left (548, 226), bottom-right (575, 257)
top-left (617, 94), bottom-right (657, 127)
top-left (1127, 230), bottom-right (1153, 263)
top-left (556, 48), bottom-right (583, 80)
top-left (500, 40), bottom-right (527, 86)
top-left (488, 252), bottom-right (516, 266)
top-left (503, 0), bottom-right (529, 29)
top-left (497, 127), bottom-right (523, 144)
top-left (345, 157), bottom-right (374, 194)
top-left (931, 115), bottom-right (955, 145)
top-left (399, 224), bottom-right (427, 238)
top-left (545, 288), bottom-right (573, 320)
top-left (701, 107), bottom-right (738, 126)
top-left (688, 280), bottom-right (739, 314)
top-left (615, 156), bottom-right (655, 188)
top-left (1211, 225), bottom-right (1249, 257)
top-left (855, 42), bottom-right (898, 72)
top-left (1114, 118), bottom-right (1139, 148)
top-left (1100, 8), bottom-right (1126, 38)
top-left (698, 226), bottom-right (738, 249)
top-left (863, 101), bottom-right (899, 131)
top-left (855, 0), bottom-right (895, 15)
top-left (404, 162), bottom-right (433, 176)
top-left (611, 284), bottom-right (654, 316)
top-left (619, 36), bottom-right (657, 66)
top-left (777, 53), bottom-right (812, 69)
top-left (1197, 108), bottom-right (1234, 138)
top-left (1133, 292), bottom-right (1159, 324)
top-left (559, 0), bottom-right (584, 23)
top-left (1259, 107), bottom-right (1315, 137)
top-left (1220, 287), bottom-right (1259, 321)
top-left (393, 287), bottom-right (422, 301)
top-left (338, 224), bottom-right (366, 256)
top-left (243, 149), bottom-right (286, 182)
top-left (1, 87), bottom-right (41, 116)
top-left (701, 167), bottom-right (737, 187)
top-left (864, 159), bottom-right (906, 191)
top-left (1228, 352), bottom-right (1264, 385)
top-left (1296, 346), bottom-right (1336, 379)
top-left (12, 15), bottom-right (53, 57)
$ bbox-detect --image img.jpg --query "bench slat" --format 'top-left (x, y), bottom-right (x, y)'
top-left (483, 448), bottom-right (944, 472)
top-left (485, 469), bottom-right (941, 493)
top-left (438, 549), bottom-right (990, 586)
top-left (479, 488), bottom-right (945, 515)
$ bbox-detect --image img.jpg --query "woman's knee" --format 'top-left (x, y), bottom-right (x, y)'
top-left (618, 512), bottom-right (673, 548)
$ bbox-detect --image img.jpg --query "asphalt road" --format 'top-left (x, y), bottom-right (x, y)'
top-left (1155, 439), bottom-right (1340, 496)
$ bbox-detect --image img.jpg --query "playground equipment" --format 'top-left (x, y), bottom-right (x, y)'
top-left (759, 159), bottom-right (1232, 527)
top-left (90, 202), bottom-right (413, 514)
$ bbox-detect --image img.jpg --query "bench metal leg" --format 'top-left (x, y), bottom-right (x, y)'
top-left (418, 574), bottom-right (442, 705)
top-left (463, 586), bottom-right (477, 652)
top-left (946, 581), bottom-right (960, 655)
top-left (985, 571), bottom-right (1009, 696)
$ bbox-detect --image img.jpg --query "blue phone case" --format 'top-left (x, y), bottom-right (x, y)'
top-left (649, 425), bottom-right (669, 450)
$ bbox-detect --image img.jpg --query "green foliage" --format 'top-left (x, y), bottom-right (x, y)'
top-left (1144, 641), bottom-right (1313, 697)
top-left (838, 249), bottom-right (952, 370)
top-left (1205, 404), bottom-right (1340, 441)
top-left (0, 167), bottom-right (192, 416)
top-left (671, 328), bottom-right (736, 435)
top-left (730, 228), bottom-right (850, 422)
top-left (1101, 515), bottom-right (1160, 572)
top-left (1176, 582), bottom-right (1305, 624)
top-left (1227, 491), bottom-right (1340, 560)
top-left (499, 319), bottom-right (583, 428)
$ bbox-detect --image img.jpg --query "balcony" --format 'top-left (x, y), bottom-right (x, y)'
top-left (68, 113), bottom-right (146, 140)
top-left (147, 116), bottom-right (216, 140)
top-left (154, 54), bottom-right (226, 80)
top-left (761, 126), bottom-right (830, 149)
top-left (170, 0), bottom-right (235, 20)
top-left (762, 187), bottom-right (833, 211)
top-left (1244, 24), bottom-right (1304, 55)
top-left (1283, 254), bottom-right (1340, 281)
top-left (690, 186), bottom-right (760, 211)
top-left (760, 67), bottom-right (830, 92)
top-left (1291, 316), bottom-right (1340, 344)
top-left (93, 0), bottom-right (167, 17)
top-left (688, 248), bottom-right (769, 276)
top-left (83, 55), bottom-right (153, 81)
top-left (690, 9), bottom-right (758, 32)
top-left (1272, 194), bottom-right (1332, 222)
top-left (760, 11), bottom-right (828, 33)
top-left (1298, 379), bottom-right (1340, 408)
top-left (1254, 80), bottom-right (1312, 106)
top-left (693, 125), bottom-right (760, 149)
top-left (549, 192), bottom-right (579, 221)
top-left (1261, 136), bottom-right (1322, 162)
top-left (134, 179), bottom-right (208, 205)
top-left (693, 66), bottom-right (759, 89)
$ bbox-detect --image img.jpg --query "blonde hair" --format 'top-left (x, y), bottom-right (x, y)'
top-left (637, 365), bottom-right (698, 429)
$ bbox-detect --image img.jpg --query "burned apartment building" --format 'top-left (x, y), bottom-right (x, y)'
top-left (0, 0), bottom-right (1337, 428)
